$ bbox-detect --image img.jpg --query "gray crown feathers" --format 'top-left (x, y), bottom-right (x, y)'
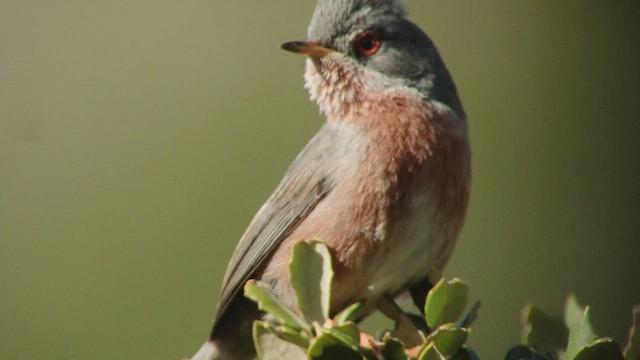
top-left (308, 0), bottom-right (407, 40)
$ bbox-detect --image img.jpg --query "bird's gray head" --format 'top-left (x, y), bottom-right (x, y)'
top-left (282, 0), bottom-right (464, 119)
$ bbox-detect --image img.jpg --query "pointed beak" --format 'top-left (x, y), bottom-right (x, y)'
top-left (281, 41), bottom-right (333, 58)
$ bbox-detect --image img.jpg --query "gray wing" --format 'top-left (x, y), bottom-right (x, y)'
top-left (212, 123), bottom-right (339, 330)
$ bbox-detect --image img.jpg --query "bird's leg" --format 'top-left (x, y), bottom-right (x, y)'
top-left (376, 296), bottom-right (430, 336)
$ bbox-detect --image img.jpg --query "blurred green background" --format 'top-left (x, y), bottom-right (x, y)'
top-left (2, 1), bottom-right (639, 359)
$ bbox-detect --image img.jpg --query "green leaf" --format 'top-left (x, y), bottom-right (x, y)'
top-left (253, 321), bottom-right (308, 360)
top-left (323, 327), bottom-right (362, 352)
top-left (331, 322), bottom-right (361, 343)
top-left (244, 280), bottom-right (310, 332)
top-left (521, 302), bottom-right (569, 354)
top-left (380, 334), bottom-right (408, 360)
top-left (289, 239), bottom-right (334, 324)
top-left (271, 324), bottom-right (310, 348)
top-left (418, 343), bottom-right (447, 360)
top-left (308, 331), bottom-right (363, 360)
top-left (425, 278), bottom-right (469, 328)
top-left (574, 338), bottom-right (624, 360)
top-left (334, 302), bottom-right (365, 325)
top-left (563, 295), bottom-right (597, 360)
top-left (429, 323), bottom-right (468, 356)
top-left (624, 305), bottom-right (640, 360)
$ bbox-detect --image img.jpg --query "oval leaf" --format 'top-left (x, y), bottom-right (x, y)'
top-left (244, 280), bottom-right (310, 332)
top-left (429, 323), bottom-right (468, 356)
top-left (331, 322), bottom-right (361, 343)
top-left (564, 295), bottom-right (597, 360)
top-left (253, 321), bottom-right (308, 360)
top-left (425, 278), bottom-right (469, 328)
top-left (289, 240), bottom-right (334, 324)
top-left (308, 332), bottom-right (363, 360)
top-left (574, 338), bottom-right (624, 360)
top-left (381, 334), bottom-right (408, 360)
top-left (521, 302), bottom-right (568, 354)
top-left (272, 325), bottom-right (310, 349)
top-left (334, 302), bottom-right (365, 325)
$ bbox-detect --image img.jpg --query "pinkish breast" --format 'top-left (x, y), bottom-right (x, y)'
top-left (264, 57), bottom-right (470, 313)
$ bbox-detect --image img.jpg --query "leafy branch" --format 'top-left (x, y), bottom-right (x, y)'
top-left (241, 239), bottom-right (639, 360)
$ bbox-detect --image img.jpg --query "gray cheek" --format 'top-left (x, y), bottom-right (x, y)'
top-left (368, 48), bottom-right (425, 81)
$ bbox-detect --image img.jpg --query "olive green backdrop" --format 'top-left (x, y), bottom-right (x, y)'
top-left (2, 1), bottom-right (639, 359)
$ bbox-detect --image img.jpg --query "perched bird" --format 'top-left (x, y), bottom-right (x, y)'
top-left (192, 0), bottom-right (470, 359)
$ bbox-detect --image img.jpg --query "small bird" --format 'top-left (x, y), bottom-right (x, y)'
top-left (192, 0), bottom-right (470, 359)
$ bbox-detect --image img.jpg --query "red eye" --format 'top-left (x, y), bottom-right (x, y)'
top-left (354, 31), bottom-right (381, 56)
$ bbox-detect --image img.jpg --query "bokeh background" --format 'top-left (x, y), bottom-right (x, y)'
top-left (2, 1), bottom-right (639, 359)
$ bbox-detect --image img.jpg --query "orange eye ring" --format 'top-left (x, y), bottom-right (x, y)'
top-left (354, 31), bottom-right (382, 56)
